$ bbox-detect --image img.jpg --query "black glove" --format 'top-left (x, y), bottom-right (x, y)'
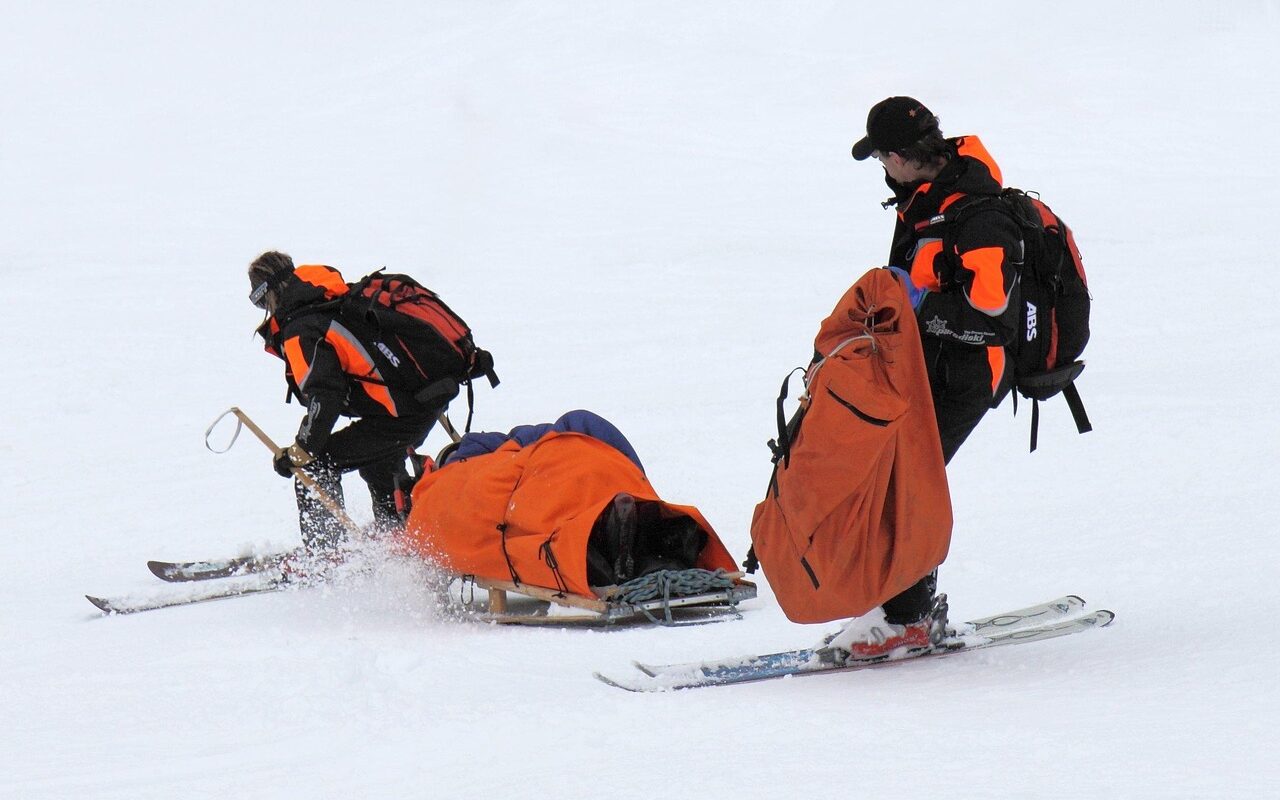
top-left (273, 443), bottom-right (315, 478)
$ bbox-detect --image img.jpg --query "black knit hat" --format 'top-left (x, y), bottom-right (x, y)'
top-left (851, 96), bottom-right (938, 160)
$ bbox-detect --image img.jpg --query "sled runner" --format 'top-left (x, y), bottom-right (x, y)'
top-left (455, 572), bottom-right (756, 626)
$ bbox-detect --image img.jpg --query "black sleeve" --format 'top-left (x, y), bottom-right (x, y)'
top-left (293, 340), bottom-right (347, 455)
top-left (915, 209), bottom-right (1021, 347)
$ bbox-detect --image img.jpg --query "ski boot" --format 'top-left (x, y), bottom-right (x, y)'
top-left (818, 594), bottom-right (951, 664)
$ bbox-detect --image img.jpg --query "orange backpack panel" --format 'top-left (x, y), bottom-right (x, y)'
top-left (750, 268), bottom-right (953, 623)
top-left (404, 431), bottom-right (737, 597)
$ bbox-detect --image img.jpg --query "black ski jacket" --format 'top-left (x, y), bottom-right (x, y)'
top-left (257, 265), bottom-right (432, 455)
top-left (885, 135), bottom-right (1021, 350)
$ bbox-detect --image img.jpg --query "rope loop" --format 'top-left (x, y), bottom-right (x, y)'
top-left (614, 568), bottom-right (739, 626)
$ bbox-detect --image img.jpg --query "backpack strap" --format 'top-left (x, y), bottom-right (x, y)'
top-left (913, 193), bottom-right (1025, 293)
top-left (767, 367), bottom-right (807, 467)
top-left (913, 192), bottom-right (1010, 234)
top-left (1062, 382), bottom-right (1093, 435)
top-left (1027, 383), bottom-right (1092, 453)
top-left (1029, 395), bottom-right (1038, 453)
top-left (1018, 369), bottom-right (1092, 453)
top-left (412, 377), bottom-right (460, 407)
top-left (465, 378), bottom-right (476, 433)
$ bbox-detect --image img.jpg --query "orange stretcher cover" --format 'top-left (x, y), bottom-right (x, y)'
top-left (403, 431), bottom-right (737, 598)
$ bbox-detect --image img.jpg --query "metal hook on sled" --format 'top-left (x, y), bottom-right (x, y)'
top-left (459, 574), bottom-right (476, 606)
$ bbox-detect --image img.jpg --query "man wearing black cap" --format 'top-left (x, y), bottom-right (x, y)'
top-left (824, 97), bottom-right (1023, 659)
top-left (852, 96), bottom-right (1021, 457)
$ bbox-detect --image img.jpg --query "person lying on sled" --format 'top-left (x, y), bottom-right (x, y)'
top-left (402, 409), bottom-right (739, 596)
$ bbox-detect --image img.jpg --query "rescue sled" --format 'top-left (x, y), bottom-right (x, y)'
top-left (406, 411), bottom-right (756, 626)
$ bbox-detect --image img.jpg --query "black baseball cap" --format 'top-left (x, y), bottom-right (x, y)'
top-left (851, 96), bottom-right (938, 160)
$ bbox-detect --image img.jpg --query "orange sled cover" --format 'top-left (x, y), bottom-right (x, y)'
top-left (404, 431), bottom-right (737, 598)
top-left (749, 268), bottom-right (953, 623)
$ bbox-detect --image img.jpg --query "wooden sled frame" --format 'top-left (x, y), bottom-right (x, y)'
top-left (456, 574), bottom-right (757, 626)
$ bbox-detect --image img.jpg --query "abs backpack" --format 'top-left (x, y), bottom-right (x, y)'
top-left (942, 189), bottom-right (1093, 451)
top-left (343, 270), bottom-right (499, 428)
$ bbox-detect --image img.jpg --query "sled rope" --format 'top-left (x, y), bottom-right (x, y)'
top-left (615, 568), bottom-right (739, 626)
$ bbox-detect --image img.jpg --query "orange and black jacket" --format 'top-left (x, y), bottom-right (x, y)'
top-left (886, 136), bottom-right (1021, 351)
top-left (881, 136), bottom-right (1023, 409)
top-left (257, 265), bottom-right (432, 455)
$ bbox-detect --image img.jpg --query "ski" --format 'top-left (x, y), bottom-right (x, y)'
top-left (965, 593), bottom-right (1087, 636)
top-left (596, 600), bottom-right (1113, 692)
top-left (86, 579), bottom-right (289, 615)
top-left (93, 550), bottom-right (370, 615)
top-left (147, 549), bottom-right (301, 582)
top-left (633, 594), bottom-right (1085, 677)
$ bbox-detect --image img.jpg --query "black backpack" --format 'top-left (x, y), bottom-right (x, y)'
top-left (941, 189), bottom-right (1093, 451)
top-left (342, 270), bottom-right (499, 429)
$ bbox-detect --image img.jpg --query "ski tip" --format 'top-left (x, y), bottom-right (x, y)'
top-left (146, 561), bottom-right (173, 580)
top-left (632, 660), bottom-right (659, 677)
top-left (593, 671), bottom-right (645, 692)
top-left (85, 595), bottom-right (116, 614)
top-left (1066, 594), bottom-right (1086, 606)
top-left (1095, 609), bottom-right (1116, 626)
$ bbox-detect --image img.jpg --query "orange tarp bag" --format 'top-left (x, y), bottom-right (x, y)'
top-left (403, 427), bottom-right (737, 598)
top-left (749, 268), bottom-right (952, 624)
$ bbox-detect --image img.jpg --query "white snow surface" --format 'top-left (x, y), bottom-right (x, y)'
top-left (3, 3), bottom-right (1278, 798)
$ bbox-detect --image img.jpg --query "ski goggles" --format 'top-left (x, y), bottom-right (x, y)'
top-left (249, 280), bottom-right (271, 309)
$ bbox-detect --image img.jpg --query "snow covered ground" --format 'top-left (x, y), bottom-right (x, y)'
top-left (4, 2), bottom-right (1278, 797)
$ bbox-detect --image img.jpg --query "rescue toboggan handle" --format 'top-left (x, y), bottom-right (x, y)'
top-left (205, 406), bottom-right (363, 538)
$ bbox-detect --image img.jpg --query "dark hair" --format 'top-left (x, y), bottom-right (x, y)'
top-left (891, 119), bottom-right (949, 168)
top-left (248, 251), bottom-right (295, 314)
top-left (249, 250), bottom-right (294, 284)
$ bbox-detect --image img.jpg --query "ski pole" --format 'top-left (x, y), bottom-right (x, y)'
top-left (436, 411), bottom-right (462, 444)
top-left (204, 407), bottom-right (363, 537)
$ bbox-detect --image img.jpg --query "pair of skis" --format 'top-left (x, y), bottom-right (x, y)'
top-left (593, 594), bottom-right (1114, 691)
top-left (85, 549), bottom-right (303, 615)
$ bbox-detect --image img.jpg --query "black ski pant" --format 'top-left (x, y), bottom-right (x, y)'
top-left (294, 414), bottom-right (435, 550)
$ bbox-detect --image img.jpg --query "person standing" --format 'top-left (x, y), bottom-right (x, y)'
top-left (827, 97), bottom-right (1022, 656)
